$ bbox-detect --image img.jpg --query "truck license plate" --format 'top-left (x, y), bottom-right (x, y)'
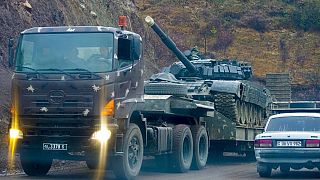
top-left (277, 141), bottom-right (301, 147)
top-left (43, 143), bottom-right (67, 150)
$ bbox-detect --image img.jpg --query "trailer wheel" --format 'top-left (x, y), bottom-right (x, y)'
top-left (20, 150), bottom-right (52, 176)
top-left (113, 123), bottom-right (143, 179)
top-left (144, 82), bottom-right (187, 96)
top-left (191, 126), bottom-right (208, 170)
top-left (171, 124), bottom-right (193, 172)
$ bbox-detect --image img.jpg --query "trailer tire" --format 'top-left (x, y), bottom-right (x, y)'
top-left (144, 82), bottom-right (187, 96)
top-left (191, 126), bottom-right (208, 170)
top-left (171, 124), bottom-right (193, 172)
top-left (113, 123), bottom-right (143, 180)
top-left (20, 150), bottom-right (52, 176)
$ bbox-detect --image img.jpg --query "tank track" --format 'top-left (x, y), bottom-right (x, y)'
top-left (214, 93), bottom-right (265, 127)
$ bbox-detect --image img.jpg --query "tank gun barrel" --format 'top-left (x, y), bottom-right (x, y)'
top-left (145, 16), bottom-right (198, 75)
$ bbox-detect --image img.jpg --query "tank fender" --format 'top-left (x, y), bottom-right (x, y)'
top-left (209, 80), bottom-right (242, 98)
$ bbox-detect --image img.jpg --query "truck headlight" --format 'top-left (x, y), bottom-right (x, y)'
top-left (9, 129), bottom-right (23, 139)
top-left (91, 129), bottom-right (111, 143)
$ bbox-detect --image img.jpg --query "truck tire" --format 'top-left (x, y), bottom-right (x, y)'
top-left (257, 163), bottom-right (271, 177)
top-left (20, 150), bottom-right (52, 176)
top-left (144, 82), bottom-right (187, 96)
top-left (113, 123), bottom-right (143, 180)
top-left (191, 126), bottom-right (208, 170)
top-left (171, 124), bottom-right (193, 172)
top-left (86, 158), bottom-right (99, 170)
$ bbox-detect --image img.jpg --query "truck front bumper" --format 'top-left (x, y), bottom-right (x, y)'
top-left (14, 124), bottom-right (122, 160)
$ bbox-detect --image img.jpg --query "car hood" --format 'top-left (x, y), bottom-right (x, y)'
top-left (256, 131), bottom-right (320, 140)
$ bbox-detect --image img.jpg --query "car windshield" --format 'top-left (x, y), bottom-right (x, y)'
top-left (266, 116), bottom-right (320, 132)
top-left (15, 32), bottom-right (114, 73)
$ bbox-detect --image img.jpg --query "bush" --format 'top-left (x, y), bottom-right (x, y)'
top-left (211, 29), bottom-right (233, 52)
top-left (290, 0), bottom-right (320, 31)
top-left (245, 14), bottom-right (267, 33)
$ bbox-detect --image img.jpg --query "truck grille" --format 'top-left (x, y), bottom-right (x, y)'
top-left (22, 93), bottom-right (94, 115)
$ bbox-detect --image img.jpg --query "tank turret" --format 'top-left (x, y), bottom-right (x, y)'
top-left (145, 16), bottom-right (198, 76)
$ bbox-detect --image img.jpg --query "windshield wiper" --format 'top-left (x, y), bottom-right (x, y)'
top-left (63, 68), bottom-right (102, 79)
top-left (15, 66), bottom-right (48, 79)
top-left (37, 68), bottom-right (76, 79)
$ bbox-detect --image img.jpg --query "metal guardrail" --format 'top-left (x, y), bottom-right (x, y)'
top-left (271, 101), bottom-right (320, 114)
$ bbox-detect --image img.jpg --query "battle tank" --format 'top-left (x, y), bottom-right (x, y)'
top-left (145, 16), bottom-right (271, 127)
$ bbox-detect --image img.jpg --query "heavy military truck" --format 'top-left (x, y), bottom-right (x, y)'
top-left (7, 16), bottom-right (268, 179)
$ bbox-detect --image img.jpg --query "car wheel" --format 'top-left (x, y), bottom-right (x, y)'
top-left (280, 165), bottom-right (290, 173)
top-left (191, 125), bottom-right (208, 170)
top-left (20, 150), bottom-right (52, 176)
top-left (257, 163), bottom-right (271, 177)
top-left (113, 123), bottom-right (143, 180)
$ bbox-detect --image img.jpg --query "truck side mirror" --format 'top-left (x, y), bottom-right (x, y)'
top-left (8, 38), bottom-right (14, 68)
top-left (118, 38), bottom-right (131, 61)
top-left (131, 36), bottom-right (141, 61)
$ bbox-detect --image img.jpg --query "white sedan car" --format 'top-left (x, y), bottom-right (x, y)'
top-left (255, 113), bottom-right (320, 177)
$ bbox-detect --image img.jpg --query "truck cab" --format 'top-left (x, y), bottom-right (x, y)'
top-left (9, 25), bottom-right (144, 178)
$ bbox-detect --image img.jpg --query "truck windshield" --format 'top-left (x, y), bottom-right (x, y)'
top-left (266, 116), bottom-right (320, 132)
top-left (15, 32), bottom-right (114, 73)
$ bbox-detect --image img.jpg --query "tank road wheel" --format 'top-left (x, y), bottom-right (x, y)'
top-left (171, 124), bottom-right (193, 172)
top-left (113, 124), bottom-right (143, 180)
top-left (20, 150), bottom-right (53, 176)
top-left (256, 108), bottom-right (262, 126)
top-left (240, 102), bottom-right (247, 125)
top-left (236, 100), bottom-right (242, 125)
top-left (249, 104), bottom-right (255, 125)
top-left (191, 126), bottom-right (209, 170)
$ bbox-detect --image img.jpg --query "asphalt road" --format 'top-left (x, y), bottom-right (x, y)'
top-left (2, 155), bottom-right (320, 180)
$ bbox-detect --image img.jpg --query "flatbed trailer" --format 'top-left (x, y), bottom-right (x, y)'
top-left (137, 94), bottom-right (264, 154)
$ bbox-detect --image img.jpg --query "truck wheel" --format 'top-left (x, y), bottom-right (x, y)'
top-left (171, 124), bottom-right (193, 172)
top-left (20, 150), bottom-right (52, 176)
top-left (144, 82), bottom-right (187, 96)
top-left (191, 126), bottom-right (208, 170)
top-left (257, 163), bottom-right (271, 177)
top-left (113, 123), bottom-right (143, 180)
top-left (86, 158), bottom-right (99, 170)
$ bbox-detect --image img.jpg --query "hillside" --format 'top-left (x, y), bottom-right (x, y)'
top-left (136, 0), bottom-right (320, 99)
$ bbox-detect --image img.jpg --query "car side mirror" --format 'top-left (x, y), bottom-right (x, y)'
top-left (8, 38), bottom-right (14, 68)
